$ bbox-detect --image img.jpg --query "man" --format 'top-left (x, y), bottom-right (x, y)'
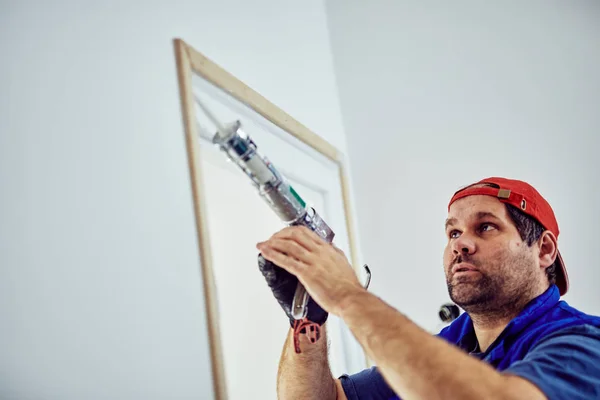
top-left (256, 177), bottom-right (600, 399)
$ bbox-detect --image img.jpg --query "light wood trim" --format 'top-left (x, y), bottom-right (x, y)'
top-left (337, 164), bottom-right (360, 283)
top-left (337, 161), bottom-right (373, 369)
top-left (173, 38), bottom-right (228, 400)
top-left (182, 40), bottom-right (339, 162)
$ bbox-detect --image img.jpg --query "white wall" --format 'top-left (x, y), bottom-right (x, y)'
top-left (0, 1), bottom-right (350, 398)
top-left (325, 1), bottom-right (600, 331)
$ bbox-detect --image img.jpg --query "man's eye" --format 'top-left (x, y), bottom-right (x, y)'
top-left (480, 223), bottom-right (496, 232)
top-left (449, 230), bottom-right (460, 239)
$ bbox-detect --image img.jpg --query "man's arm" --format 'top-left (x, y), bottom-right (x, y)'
top-left (277, 325), bottom-right (347, 400)
top-left (257, 226), bottom-right (546, 399)
top-left (339, 290), bottom-right (546, 400)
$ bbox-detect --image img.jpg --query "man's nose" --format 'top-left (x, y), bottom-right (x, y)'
top-left (452, 234), bottom-right (476, 255)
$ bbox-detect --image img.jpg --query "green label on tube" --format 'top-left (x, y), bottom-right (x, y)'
top-left (289, 185), bottom-right (306, 208)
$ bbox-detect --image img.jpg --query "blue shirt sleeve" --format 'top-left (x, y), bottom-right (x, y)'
top-left (339, 324), bottom-right (600, 399)
top-left (503, 324), bottom-right (600, 400)
top-left (339, 366), bottom-right (400, 400)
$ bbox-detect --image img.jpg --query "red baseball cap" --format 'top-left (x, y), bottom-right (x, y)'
top-left (448, 177), bottom-right (569, 296)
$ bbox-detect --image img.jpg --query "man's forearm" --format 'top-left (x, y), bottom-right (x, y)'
top-left (339, 290), bottom-right (545, 400)
top-left (277, 325), bottom-right (338, 400)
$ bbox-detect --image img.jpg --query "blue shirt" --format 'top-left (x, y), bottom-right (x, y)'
top-left (339, 286), bottom-right (600, 399)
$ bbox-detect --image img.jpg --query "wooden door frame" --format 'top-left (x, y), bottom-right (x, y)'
top-left (173, 38), bottom-right (366, 400)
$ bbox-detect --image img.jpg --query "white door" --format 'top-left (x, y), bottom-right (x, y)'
top-left (192, 73), bottom-right (367, 400)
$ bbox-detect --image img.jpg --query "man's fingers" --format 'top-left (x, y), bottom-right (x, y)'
top-left (258, 244), bottom-right (307, 274)
top-left (332, 244), bottom-right (345, 256)
top-left (266, 226), bottom-right (323, 250)
top-left (296, 226), bottom-right (326, 246)
top-left (257, 238), bottom-right (312, 265)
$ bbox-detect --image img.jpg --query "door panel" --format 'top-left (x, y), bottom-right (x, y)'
top-left (198, 131), bottom-right (365, 398)
top-left (175, 39), bottom-right (366, 399)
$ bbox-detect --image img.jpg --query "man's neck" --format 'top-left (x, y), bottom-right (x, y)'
top-left (466, 285), bottom-right (548, 352)
top-left (468, 286), bottom-right (548, 352)
top-left (470, 314), bottom-right (515, 353)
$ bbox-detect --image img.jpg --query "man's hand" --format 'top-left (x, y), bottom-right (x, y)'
top-left (256, 225), bottom-right (366, 317)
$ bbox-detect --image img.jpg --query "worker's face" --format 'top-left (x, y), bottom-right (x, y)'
top-left (443, 195), bottom-right (541, 314)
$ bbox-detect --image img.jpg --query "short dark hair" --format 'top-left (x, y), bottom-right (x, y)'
top-left (505, 204), bottom-right (557, 285)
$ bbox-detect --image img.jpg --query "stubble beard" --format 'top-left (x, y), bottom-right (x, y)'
top-left (446, 250), bottom-right (540, 321)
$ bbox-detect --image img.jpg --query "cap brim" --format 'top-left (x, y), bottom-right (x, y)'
top-left (555, 250), bottom-right (569, 296)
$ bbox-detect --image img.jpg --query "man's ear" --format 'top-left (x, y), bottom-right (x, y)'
top-left (538, 231), bottom-right (558, 269)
